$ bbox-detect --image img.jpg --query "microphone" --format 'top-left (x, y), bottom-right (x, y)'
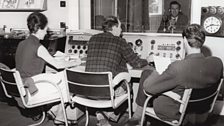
top-left (162, 15), bottom-right (168, 32)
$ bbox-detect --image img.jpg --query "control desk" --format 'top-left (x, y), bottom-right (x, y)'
top-left (64, 32), bottom-right (185, 78)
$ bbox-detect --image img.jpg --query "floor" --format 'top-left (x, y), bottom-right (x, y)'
top-left (1, 98), bottom-right (224, 126)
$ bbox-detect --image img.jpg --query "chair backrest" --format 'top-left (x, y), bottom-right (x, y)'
top-left (65, 69), bottom-right (113, 100)
top-left (0, 68), bottom-right (27, 103)
top-left (188, 78), bottom-right (224, 113)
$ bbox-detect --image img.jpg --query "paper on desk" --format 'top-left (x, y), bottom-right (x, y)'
top-left (54, 51), bottom-right (67, 57)
top-left (153, 55), bottom-right (171, 74)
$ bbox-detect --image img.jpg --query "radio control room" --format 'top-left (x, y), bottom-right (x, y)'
top-left (0, 0), bottom-right (224, 126)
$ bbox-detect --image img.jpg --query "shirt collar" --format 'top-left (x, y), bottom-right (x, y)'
top-left (28, 34), bottom-right (39, 43)
top-left (185, 53), bottom-right (205, 59)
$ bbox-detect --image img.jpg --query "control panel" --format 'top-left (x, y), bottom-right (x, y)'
top-left (123, 34), bottom-right (185, 60)
top-left (65, 32), bottom-right (185, 61)
top-left (64, 33), bottom-right (91, 58)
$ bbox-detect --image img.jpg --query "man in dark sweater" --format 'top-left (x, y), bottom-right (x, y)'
top-left (125, 24), bottom-right (223, 126)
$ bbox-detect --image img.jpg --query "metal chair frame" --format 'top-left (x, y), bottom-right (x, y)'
top-left (140, 78), bottom-right (223, 126)
top-left (0, 68), bottom-right (68, 126)
top-left (64, 69), bottom-right (132, 126)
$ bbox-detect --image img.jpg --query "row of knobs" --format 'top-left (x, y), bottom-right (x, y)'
top-left (202, 6), bottom-right (224, 15)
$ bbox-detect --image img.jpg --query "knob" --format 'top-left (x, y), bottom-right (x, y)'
top-left (151, 40), bottom-right (155, 44)
top-left (202, 7), bottom-right (209, 14)
top-left (72, 45), bottom-right (75, 49)
top-left (217, 6), bottom-right (224, 15)
top-left (69, 36), bottom-right (73, 41)
top-left (128, 42), bottom-right (134, 48)
top-left (176, 41), bottom-right (181, 45)
top-left (176, 46), bottom-right (181, 51)
top-left (149, 52), bottom-right (154, 55)
top-left (176, 54), bottom-right (180, 58)
top-left (83, 45), bottom-right (87, 49)
top-left (135, 39), bottom-right (143, 46)
top-left (68, 49), bottom-right (72, 53)
top-left (209, 6), bottom-right (217, 14)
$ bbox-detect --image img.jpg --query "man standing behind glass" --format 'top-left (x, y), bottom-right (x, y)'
top-left (158, 1), bottom-right (188, 33)
top-left (86, 16), bottom-right (152, 126)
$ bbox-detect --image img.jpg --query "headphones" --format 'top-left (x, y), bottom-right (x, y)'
top-left (169, 8), bottom-right (182, 13)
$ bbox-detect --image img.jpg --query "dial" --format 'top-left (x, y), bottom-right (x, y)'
top-left (217, 6), bottom-right (224, 15)
top-left (203, 16), bottom-right (222, 34)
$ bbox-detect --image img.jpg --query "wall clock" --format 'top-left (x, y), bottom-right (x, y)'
top-left (203, 16), bottom-right (222, 34)
top-left (201, 6), bottom-right (224, 37)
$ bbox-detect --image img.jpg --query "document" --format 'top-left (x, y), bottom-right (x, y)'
top-left (153, 55), bottom-right (171, 74)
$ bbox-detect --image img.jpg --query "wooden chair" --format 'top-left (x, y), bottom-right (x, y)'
top-left (140, 78), bottom-right (223, 126)
top-left (0, 68), bottom-right (68, 126)
top-left (64, 69), bottom-right (132, 126)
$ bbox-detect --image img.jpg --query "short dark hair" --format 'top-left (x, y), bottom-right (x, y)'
top-left (27, 12), bottom-right (48, 34)
top-left (102, 16), bottom-right (119, 32)
top-left (170, 1), bottom-right (181, 9)
top-left (182, 24), bottom-right (206, 48)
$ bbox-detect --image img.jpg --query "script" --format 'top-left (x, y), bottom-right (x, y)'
top-left (153, 55), bottom-right (171, 74)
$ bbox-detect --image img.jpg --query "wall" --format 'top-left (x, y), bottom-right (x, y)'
top-left (0, 0), bottom-right (69, 30)
top-left (200, 0), bottom-right (224, 63)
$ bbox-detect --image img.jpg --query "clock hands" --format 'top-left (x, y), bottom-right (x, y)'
top-left (206, 24), bottom-right (220, 29)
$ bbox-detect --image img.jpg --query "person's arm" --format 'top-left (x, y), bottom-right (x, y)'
top-left (121, 38), bottom-right (148, 68)
top-left (37, 45), bottom-right (81, 69)
top-left (143, 63), bottom-right (178, 95)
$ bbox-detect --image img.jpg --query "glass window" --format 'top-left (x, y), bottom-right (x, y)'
top-left (91, 0), bottom-right (191, 33)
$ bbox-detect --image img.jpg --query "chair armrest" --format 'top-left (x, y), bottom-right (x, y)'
top-left (144, 88), bottom-right (181, 102)
top-left (163, 91), bottom-right (184, 103)
top-left (163, 91), bottom-right (181, 100)
top-left (112, 72), bottom-right (131, 87)
top-left (34, 79), bottom-right (62, 86)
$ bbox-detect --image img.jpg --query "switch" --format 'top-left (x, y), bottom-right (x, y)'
top-left (60, 1), bottom-right (66, 7)
top-left (60, 22), bottom-right (66, 28)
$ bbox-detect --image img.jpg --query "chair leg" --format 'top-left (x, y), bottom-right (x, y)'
top-left (128, 94), bottom-right (132, 119)
top-left (61, 102), bottom-right (68, 126)
top-left (85, 107), bottom-right (89, 126)
top-left (140, 108), bottom-right (146, 126)
top-left (29, 111), bottom-right (45, 126)
top-left (140, 97), bottom-right (151, 126)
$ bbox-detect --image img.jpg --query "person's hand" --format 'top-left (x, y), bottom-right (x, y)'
top-left (71, 58), bottom-right (82, 66)
top-left (146, 54), bottom-right (154, 63)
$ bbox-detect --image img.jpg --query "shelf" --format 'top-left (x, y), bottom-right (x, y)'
top-left (0, 0), bottom-right (47, 12)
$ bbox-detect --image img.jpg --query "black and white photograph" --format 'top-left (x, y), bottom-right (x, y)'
top-left (0, 0), bottom-right (224, 126)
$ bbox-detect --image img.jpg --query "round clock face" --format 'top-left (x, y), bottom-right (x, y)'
top-left (203, 16), bottom-right (222, 34)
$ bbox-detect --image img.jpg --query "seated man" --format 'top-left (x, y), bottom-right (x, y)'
top-left (85, 16), bottom-right (152, 126)
top-left (157, 1), bottom-right (188, 33)
top-left (125, 24), bottom-right (223, 126)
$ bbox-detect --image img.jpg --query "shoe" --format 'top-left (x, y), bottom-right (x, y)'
top-left (54, 119), bottom-right (77, 126)
top-left (47, 110), bottom-right (56, 120)
top-left (124, 118), bottom-right (141, 126)
top-left (31, 114), bottom-right (43, 121)
top-left (96, 111), bottom-right (111, 126)
top-left (54, 119), bottom-right (65, 126)
top-left (96, 118), bottom-right (111, 126)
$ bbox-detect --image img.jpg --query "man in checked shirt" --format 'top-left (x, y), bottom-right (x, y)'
top-left (85, 16), bottom-right (153, 126)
